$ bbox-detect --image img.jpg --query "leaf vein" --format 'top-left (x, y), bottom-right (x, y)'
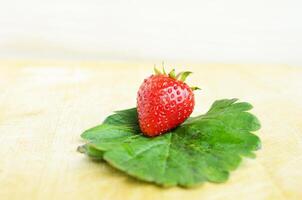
top-left (122, 142), bottom-right (164, 164)
top-left (161, 133), bottom-right (172, 176)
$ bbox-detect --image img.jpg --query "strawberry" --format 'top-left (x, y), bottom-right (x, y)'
top-left (137, 67), bottom-right (199, 137)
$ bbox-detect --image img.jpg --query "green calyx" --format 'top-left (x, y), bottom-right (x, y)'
top-left (153, 66), bottom-right (200, 91)
top-left (190, 86), bottom-right (201, 91)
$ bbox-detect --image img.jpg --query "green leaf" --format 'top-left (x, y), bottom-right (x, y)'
top-left (77, 144), bottom-right (104, 160)
top-left (79, 99), bottom-right (261, 187)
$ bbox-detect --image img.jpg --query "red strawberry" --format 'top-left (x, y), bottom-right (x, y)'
top-left (137, 68), bottom-right (199, 137)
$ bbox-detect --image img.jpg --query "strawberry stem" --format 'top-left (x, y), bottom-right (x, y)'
top-left (153, 67), bottom-right (200, 92)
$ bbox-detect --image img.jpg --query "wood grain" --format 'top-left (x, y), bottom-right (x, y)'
top-left (0, 61), bottom-right (301, 200)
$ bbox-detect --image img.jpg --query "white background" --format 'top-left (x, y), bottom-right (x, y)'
top-left (0, 0), bottom-right (301, 64)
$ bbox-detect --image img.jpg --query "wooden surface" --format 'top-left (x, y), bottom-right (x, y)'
top-left (0, 61), bottom-right (302, 200)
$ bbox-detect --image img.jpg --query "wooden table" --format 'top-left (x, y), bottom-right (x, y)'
top-left (0, 61), bottom-right (301, 200)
